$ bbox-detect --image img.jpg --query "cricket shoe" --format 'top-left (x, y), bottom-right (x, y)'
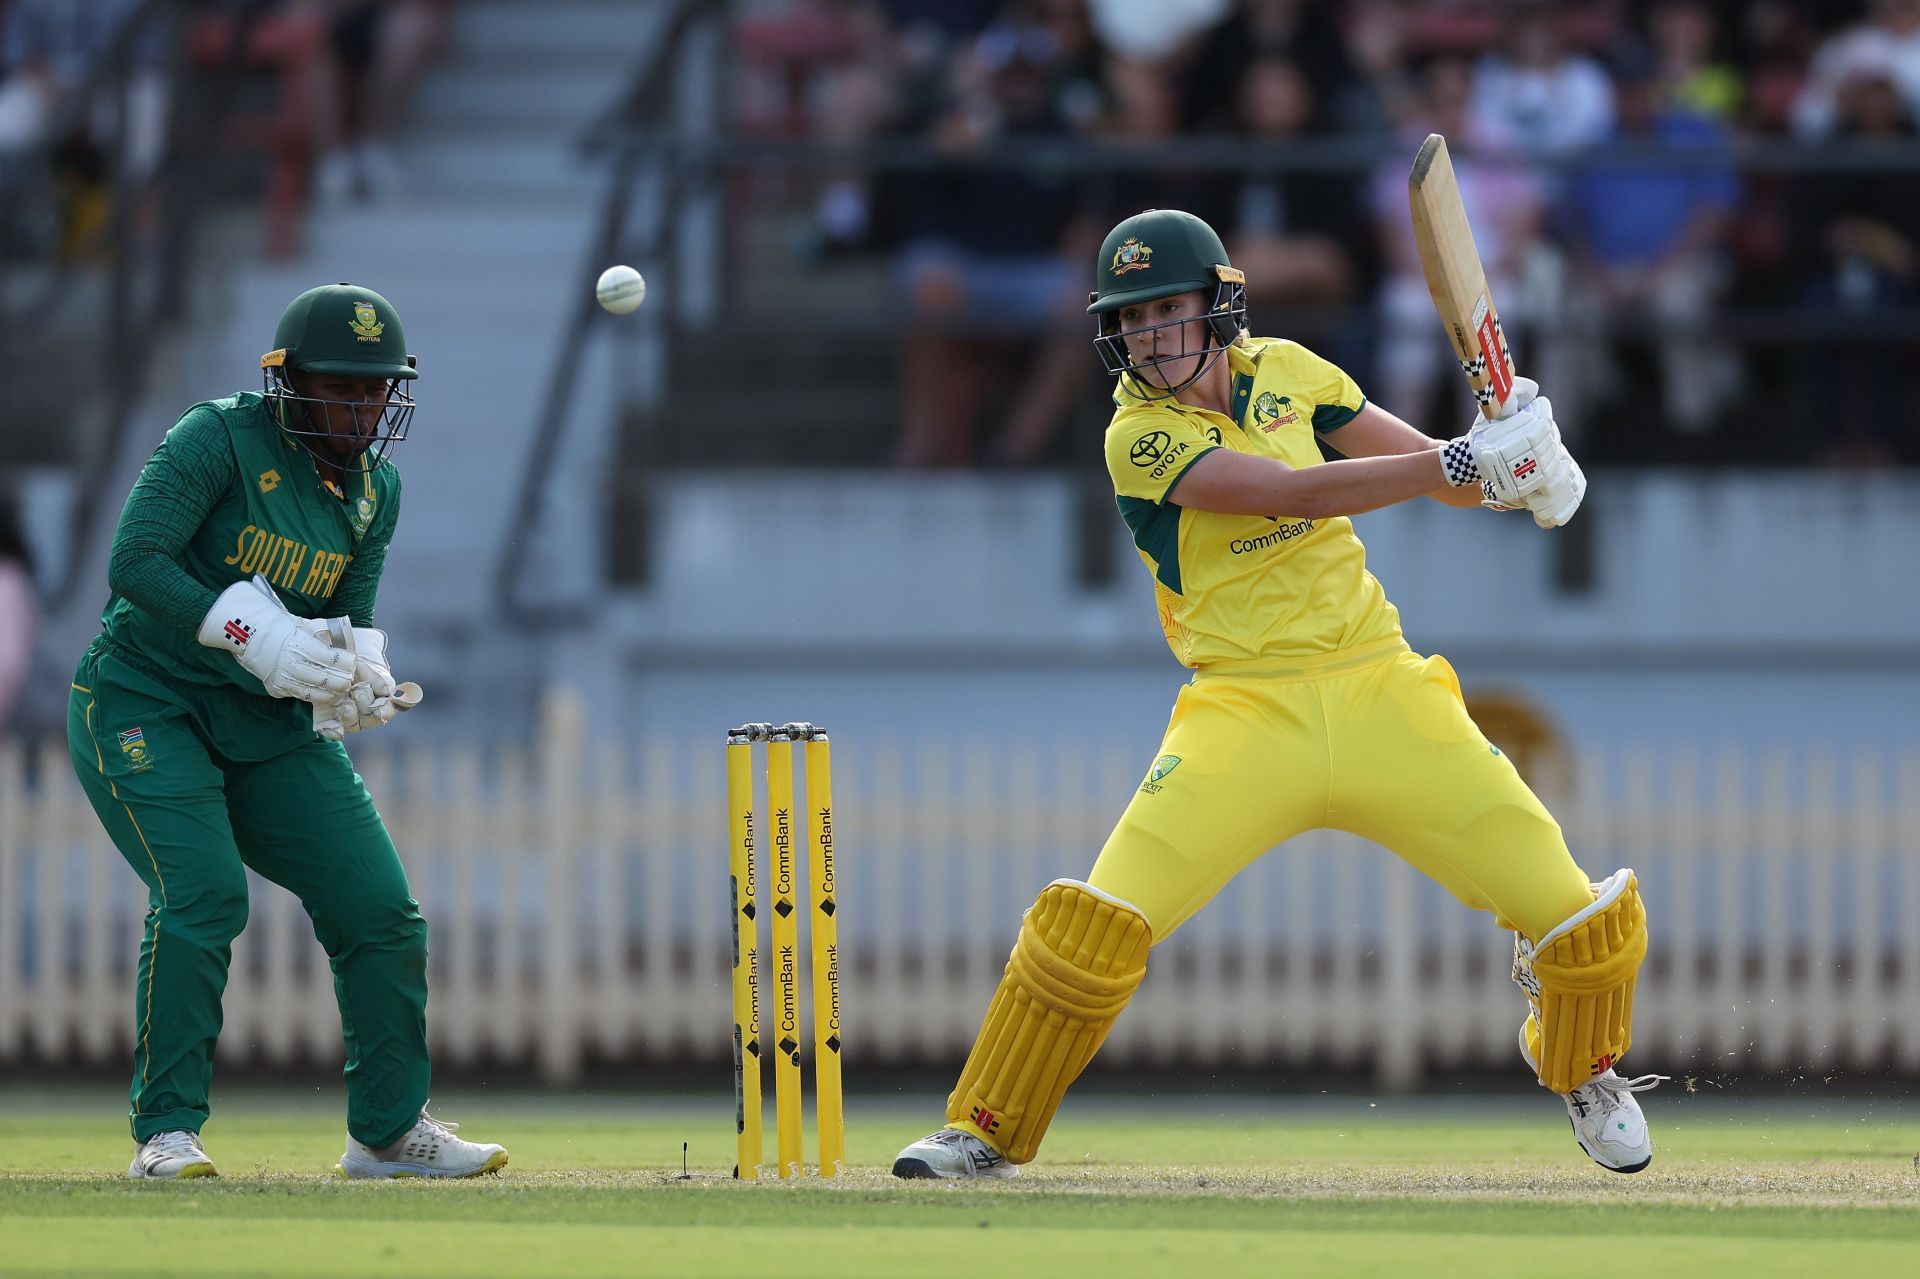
top-left (891, 1127), bottom-right (1018, 1180)
top-left (129, 1130), bottom-right (218, 1179)
top-left (336, 1107), bottom-right (508, 1179)
top-left (1522, 1021), bottom-right (1668, 1174)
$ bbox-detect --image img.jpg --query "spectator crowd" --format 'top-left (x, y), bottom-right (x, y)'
top-left (745, 0), bottom-right (1920, 468)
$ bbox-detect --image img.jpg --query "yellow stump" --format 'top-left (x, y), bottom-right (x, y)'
top-left (806, 733), bottom-right (845, 1176)
top-left (765, 727), bottom-right (805, 1179)
top-left (725, 733), bottom-right (763, 1180)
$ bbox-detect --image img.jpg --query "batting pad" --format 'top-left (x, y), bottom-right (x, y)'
top-left (1514, 868), bottom-right (1647, 1094)
top-left (946, 879), bottom-right (1153, 1164)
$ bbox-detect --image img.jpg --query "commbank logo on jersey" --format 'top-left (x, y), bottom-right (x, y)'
top-left (349, 302), bottom-right (384, 343)
top-left (1110, 237), bottom-right (1153, 275)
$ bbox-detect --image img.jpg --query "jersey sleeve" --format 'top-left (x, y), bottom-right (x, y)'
top-left (1299, 348), bottom-right (1367, 433)
top-left (1105, 412), bottom-right (1219, 504)
top-left (105, 407), bottom-right (237, 630)
top-left (327, 467), bottom-right (402, 629)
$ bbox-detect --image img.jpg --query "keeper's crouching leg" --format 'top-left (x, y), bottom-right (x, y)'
top-left (946, 879), bottom-right (1153, 1164)
top-left (1513, 868), bottom-right (1649, 1094)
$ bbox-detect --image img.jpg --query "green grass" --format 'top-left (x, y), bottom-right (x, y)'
top-left (2, 1087), bottom-right (1917, 1277)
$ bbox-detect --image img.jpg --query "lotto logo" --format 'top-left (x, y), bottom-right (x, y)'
top-left (222, 619), bottom-right (253, 647)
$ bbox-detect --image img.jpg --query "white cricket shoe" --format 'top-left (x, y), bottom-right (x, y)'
top-left (128, 1130), bottom-right (218, 1179)
top-left (1521, 1022), bottom-right (1668, 1173)
top-left (336, 1107), bottom-right (508, 1179)
top-left (892, 1128), bottom-right (1018, 1180)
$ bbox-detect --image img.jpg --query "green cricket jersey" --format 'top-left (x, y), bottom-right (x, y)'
top-left (99, 391), bottom-right (402, 711)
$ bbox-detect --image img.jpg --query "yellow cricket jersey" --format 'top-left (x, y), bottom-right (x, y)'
top-left (1103, 337), bottom-right (1406, 670)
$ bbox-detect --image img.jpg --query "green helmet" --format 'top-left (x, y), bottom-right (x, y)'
top-left (1087, 209), bottom-right (1246, 398)
top-left (261, 283), bottom-right (417, 473)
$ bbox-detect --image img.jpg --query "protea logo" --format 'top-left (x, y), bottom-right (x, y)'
top-left (348, 302), bottom-right (384, 343)
top-left (1139, 754), bottom-right (1181, 795)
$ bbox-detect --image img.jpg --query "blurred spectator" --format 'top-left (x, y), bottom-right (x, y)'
top-left (0, 0), bottom-right (162, 257)
top-left (1083, 0), bottom-right (1229, 65)
top-left (1786, 66), bottom-right (1920, 464)
top-left (1370, 55), bottom-right (1552, 437)
top-left (1649, 0), bottom-right (1742, 122)
top-left (1174, 1), bottom-right (1363, 134)
top-left (1211, 57), bottom-right (1368, 333)
top-left (1469, 3), bottom-right (1615, 153)
top-left (1791, 0), bottom-right (1920, 139)
top-left (312, 0), bottom-right (448, 204)
top-left (0, 499), bottom-right (36, 731)
top-left (1735, 1), bottom-right (1823, 134)
top-left (890, 15), bottom-right (1096, 466)
top-left (1559, 47), bottom-right (1739, 448)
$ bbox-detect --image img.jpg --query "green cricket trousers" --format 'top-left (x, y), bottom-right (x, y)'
top-left (67, 635), bottom-right (430, 1147)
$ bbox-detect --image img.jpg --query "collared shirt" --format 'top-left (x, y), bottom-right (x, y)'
top-left (1103, 337), bottom-right (1405, 672)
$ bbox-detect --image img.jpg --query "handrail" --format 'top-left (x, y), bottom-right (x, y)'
top-left (493, 0), bottom-right (719, 627)
top-left (0, 0), bottom-right (173, 332)
top-left (573, 132), bottom-right (1920, 175)
top-left (0, 0), bottom-right (195, 614)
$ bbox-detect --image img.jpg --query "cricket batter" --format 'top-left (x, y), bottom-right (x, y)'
top-left (67, 283), bottom-right (507, 1180)
top-left (894, 210), bottom-right (1663, 1180)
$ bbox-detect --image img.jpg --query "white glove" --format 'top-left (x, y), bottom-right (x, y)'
top-left (197, 578), bottom-right (356, 704)
top-left (1472, 387), bottom-right (1560, 509)
top-left (311, 621), bottom-right (406, 740)
top-left (1524, 447), bottom-right (1587, 528)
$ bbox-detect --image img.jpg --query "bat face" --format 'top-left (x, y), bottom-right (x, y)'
top-left (1408, 133), bottom-right (1519, 420)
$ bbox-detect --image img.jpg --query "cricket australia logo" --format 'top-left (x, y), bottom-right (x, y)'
top-left (1138, 754), bottom-right (1181, 795)
top-left (1251, 391), bottom-right (1300, 433)
top-left (348, 301), bottom-right (385, 343)
top-left (1110, 237), bottom-right (1153, 275)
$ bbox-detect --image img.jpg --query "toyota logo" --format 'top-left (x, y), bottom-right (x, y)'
top-left (1130, 431), bottom-right (1172, 467)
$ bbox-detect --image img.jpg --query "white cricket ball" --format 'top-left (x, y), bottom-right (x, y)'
top-left (596, 264), bottom-right (647, 314)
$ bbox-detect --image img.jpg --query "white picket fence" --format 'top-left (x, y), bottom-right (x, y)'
top-left (3, 695), bottom-right (1918, 1088)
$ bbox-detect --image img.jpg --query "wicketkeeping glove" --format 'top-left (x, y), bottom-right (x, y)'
top-left (197, 578), bottom-right (356, 704)
top-left (311, 621), bottom-right (404, 740)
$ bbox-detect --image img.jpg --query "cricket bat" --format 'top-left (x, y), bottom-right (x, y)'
top-left (1408, 133), bottom-right (1520, 421)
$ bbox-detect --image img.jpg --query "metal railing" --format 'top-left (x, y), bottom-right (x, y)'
top-left (0, 0), bottom-right (193, 612)
top-left (493, 0), bottom-right (726, 626)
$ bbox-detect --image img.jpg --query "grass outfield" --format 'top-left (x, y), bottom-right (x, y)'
top-left (1, 1088), bottom-right (1916, 1277)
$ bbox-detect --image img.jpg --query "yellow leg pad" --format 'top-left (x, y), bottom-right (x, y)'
top-left (1523, 868), bottom-right (1648, 1094)
top-left (946, 879), bottom-right (1153, 1164)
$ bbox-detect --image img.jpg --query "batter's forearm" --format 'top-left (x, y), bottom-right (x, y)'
top-left (1176, 448), bottom-right (1448, 520)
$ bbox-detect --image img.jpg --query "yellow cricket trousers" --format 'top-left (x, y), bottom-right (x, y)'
top-left (1087, 646), bottom-right (1593, 944)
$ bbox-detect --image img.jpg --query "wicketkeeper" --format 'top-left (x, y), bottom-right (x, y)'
top-left (894, 209), bottom-right (1663, 1180)
top-left (66, 283), bottom-right (507, 1180)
